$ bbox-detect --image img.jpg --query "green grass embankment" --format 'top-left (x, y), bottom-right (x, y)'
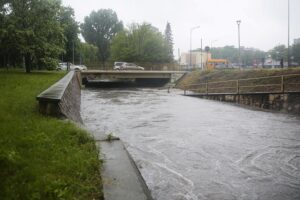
top-left (0, 70), bottom-right (103, 199)
top-left (177, 68), bottom-right (300, 93)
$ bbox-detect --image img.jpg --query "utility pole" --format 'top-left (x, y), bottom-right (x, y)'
top-left (80, 53), bottom-right (82, 65)
top-left (190, 26), bottom-right (200, 70)
top-left (236, 20), bottom-right (241, 69)
top-left (287, 0), bottom-right (290, 67)
top-left (201, 38), bottom-right (203, 70)
top-left (72, 41), bottom-right (75, 64)
top-left (178, 48), bottom-right (181, 64)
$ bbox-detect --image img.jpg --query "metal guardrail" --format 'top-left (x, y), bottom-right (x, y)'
top-left (184, 74), bottom-right (300, 95)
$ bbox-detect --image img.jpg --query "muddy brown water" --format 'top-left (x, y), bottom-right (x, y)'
top-left (81, 88), bottom-right (300, 200)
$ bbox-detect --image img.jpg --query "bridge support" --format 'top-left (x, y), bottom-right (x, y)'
top-left (80, 70), bottom-right (185, 87)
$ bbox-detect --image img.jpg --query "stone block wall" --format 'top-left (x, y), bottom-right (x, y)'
top-left (197, 93), bottom-right (300, 114)
top-left (283, 94), bottom-right (300, 114)
top-left (37, 71), bottom-right (82, 123)
top-left (58, 73), bottom-right (82, 123)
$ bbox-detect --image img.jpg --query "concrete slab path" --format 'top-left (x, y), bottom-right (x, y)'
top-left (98, 140), bottom-right (153, 200)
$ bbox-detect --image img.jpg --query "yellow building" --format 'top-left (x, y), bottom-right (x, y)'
top-left (206, 59), bottom-right (229, 70)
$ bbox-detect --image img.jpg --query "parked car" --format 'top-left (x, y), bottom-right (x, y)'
top-left (113, 62), bottom-right (126, 70)
top-left (70, 64), bottom-right (87, 71)
top-left (56, 63), bottom-right (87, 71)
top-left (74, 65), bottom-right (87, 70)
top-left (113, 62), bottom-right (144, 70)
top-left (56, 62), bottom-right (68, 71)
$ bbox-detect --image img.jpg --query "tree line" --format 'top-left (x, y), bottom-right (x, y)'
top-left (0, 1), bottom-right (174, 72)
top-left (208, 44), bottom-right (300, 67)
top-left (2, 0), bottom-right (298, 72)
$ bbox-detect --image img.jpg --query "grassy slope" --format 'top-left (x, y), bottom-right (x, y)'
top-left (177, 68), bottom-right (300, 90)
top-left (0, 70), bottom-right (102, 200)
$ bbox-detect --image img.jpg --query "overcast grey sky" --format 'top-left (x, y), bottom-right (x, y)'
top-left (62, 0), bottom-right (300, 55)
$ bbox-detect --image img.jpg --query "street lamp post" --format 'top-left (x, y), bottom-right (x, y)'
top-left (190, 26), bottom-right (200, 69)
top-left (210, 40), bottom-right (218, 49)
top-left (201, 38), bottom-right (203, 70)
top-left (72, 41), bottom-right (75, 64)
top-left (236, 20), bottom-right (241, 69)
top-left (287, 0), bottom-right (290, 67)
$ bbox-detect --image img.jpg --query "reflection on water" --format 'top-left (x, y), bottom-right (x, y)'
top-left (81, 88), bottom-right (300, 200)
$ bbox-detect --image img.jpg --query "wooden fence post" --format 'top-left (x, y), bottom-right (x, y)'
top-left (281, 75), bottom-right (284, 93)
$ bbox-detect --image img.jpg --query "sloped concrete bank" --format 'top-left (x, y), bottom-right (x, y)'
top-left (36, 71), bottom-right (153, 200)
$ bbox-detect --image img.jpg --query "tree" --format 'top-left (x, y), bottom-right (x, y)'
top-left (210, 46), bottom-right (265, 65)
top-left (78, 42), bottom-right (99, 65)
top-left (0, 0), bottom-right (65, 72)
top-left (110, 23), bottom-right (170, 65)
top-left (0, 1), bottom-right (20, 67)
top-left (292, 43), bottom-right (300, 65)
top-left (59, 6), bottom-right (79, 64)
top-left (210, 46), bottom-right (238, 62)
top-left (81, 9), bottom-right (123, 67)
top-left (269, 45), bottom-right (287, 62)
top-left (164, 22), bottom-right (173, 62)
top-left (204, 46), bottom-right (210, 52)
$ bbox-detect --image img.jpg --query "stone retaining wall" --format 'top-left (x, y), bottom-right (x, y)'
top-left (36, 71), bottom-right (82, 123)
top-left (200, 93), bottom-right (300, 114)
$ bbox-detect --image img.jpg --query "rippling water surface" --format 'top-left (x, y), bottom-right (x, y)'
top-left (81, 88), bottom-right (300, 200)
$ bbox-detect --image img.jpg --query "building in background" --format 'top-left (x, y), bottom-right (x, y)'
top-left (180, 50), bottom-right (211, 70)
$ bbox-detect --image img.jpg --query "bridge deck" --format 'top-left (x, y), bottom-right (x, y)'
top-left (80, 70), bottom-right (185, 83)
top-left (81, 70), bottom-right (184, 74)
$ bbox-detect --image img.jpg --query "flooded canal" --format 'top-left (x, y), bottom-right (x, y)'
top-left (81, 88), bottom-right (300, 200)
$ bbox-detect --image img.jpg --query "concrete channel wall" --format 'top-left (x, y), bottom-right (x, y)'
top-left (36, 71), bottom-right (153, 200)
top-left (196, 93), bottom-right (300, 114)
top-left (36, 71), bottom-right (82, 123)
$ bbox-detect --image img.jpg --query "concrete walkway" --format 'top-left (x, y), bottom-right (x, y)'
top-left (97, 140), bottom-right (153, 200)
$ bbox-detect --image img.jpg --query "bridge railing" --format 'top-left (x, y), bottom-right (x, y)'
top-left (184, 73), bottom-right (300, 95)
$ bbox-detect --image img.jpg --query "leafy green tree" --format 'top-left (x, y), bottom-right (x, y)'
top-left (269, 45), bottom-right (287, 62)
top-left (164, 22), bottom-right (174, 62)
top-left (204, 46), bottom-right (210, 53)
top-left (0, 1), bottom-right (24, 68)
top-left (210, 46), bottom-right (238, 62)
top-left (0, 0), bottom-right (65, 72)
top-left (78, 42), bottom-right (99, 65)
top-left (241, 48), bottom-right (265, 66)
top-left (59, 6), bottom-right (79, 64)
top-left (81, 9), bottom-right (123, 67)
top-left (111, 23), bottom-right (169, 65)
top-left (210, 46), bottom-right (265, 66)
top-left (292, 43), bottom-right (300, 64)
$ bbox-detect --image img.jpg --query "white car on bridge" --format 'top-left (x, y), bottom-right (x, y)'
top-left (56, 63), bottom-right (87, 71)
top-left (113, 62), bottom-right (144, 70)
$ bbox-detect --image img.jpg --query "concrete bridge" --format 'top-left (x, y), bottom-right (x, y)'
top-left (80, 70), bottom-right (186, 87)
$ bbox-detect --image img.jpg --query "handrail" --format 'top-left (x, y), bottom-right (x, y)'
top-left (184, 73), bottom-right (300, 95)
top-left (239, 84), bottom-right (281, 88)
